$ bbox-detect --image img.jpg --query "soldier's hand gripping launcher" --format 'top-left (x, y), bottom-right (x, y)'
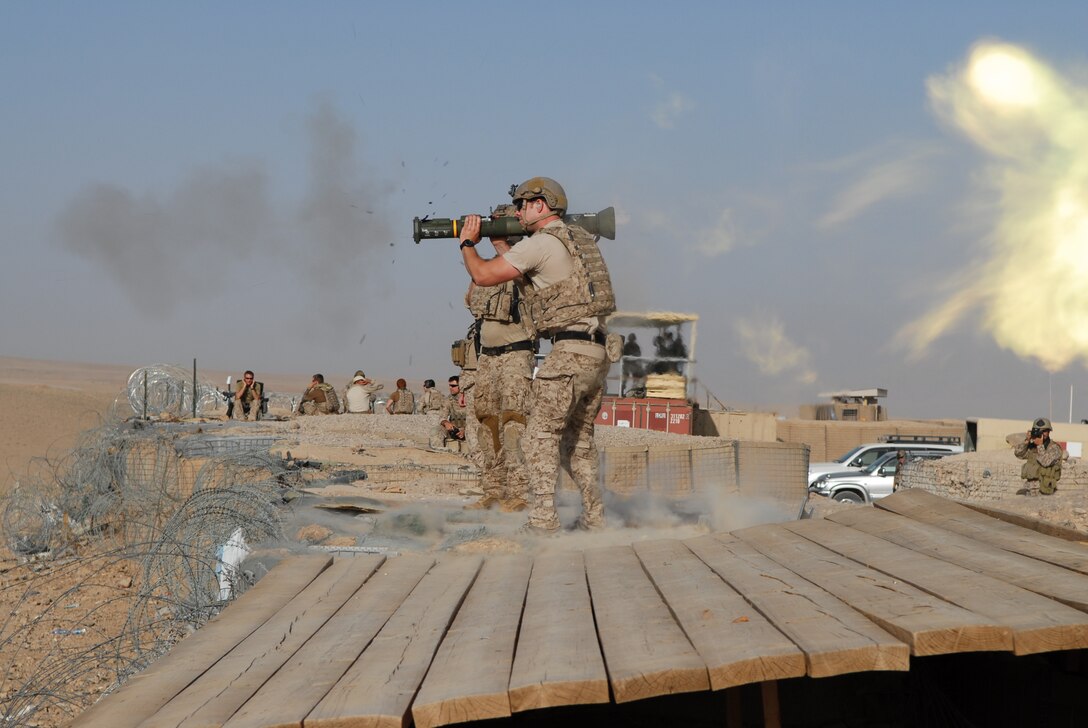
top-left (413, 207), bottom-right (616, 243)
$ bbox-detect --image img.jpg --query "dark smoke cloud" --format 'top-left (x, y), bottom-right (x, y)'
top-left (56, 99), bottom-right (393, 324)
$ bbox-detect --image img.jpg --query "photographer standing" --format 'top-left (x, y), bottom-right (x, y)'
top-left (1014, 417), bottom-right (1065, 496)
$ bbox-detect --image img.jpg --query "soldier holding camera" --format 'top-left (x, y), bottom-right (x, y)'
top-left (1014, 417), bottom-right (1065, 496)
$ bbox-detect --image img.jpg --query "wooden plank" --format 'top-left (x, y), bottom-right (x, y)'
top-left (584, 544), bottom-right (710, 703)
top-left (826, 507), bottom-right (1088, 612)
top-left (876, 489), bottom-right (1088, 575)
top-left (684, 534), bottom-right (908, 677)
top-left (305, 555), bottom-right (483, 728)
top-left (631, 539), bottom-right (806, 689)
top-left (784, 519), bottom-right (1088, 655)
top-left (223, 555), bottom-right (436, 728)
top-left (144, 556), bottom-right (384, 728)
top-left (411, 555), bottom-right (532, 728)
top-left (507, 551), bottom-right (609, 713)
top-left (734, 524), bottom-right (1012, 656)
top-left (75, 553), bottom-right (333, 728)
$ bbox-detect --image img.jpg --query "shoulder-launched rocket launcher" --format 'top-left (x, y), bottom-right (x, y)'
top-left (413, 207), bottom-right (616, 243)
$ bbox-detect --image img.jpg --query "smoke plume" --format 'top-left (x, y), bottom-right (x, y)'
top-left (901, 41), bottom-right (1088, 372)
top-left (735, 312), bottom-right (818, 384)
top-left (57, 99), bottom-right (392, 323)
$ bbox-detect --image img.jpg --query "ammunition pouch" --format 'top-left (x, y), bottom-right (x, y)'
top-left (451, 321), bottom-right (481, 371)
top-left (605, 332), bottom-right (624, 363)
top-left (451, 339), bottom-right (468, 368)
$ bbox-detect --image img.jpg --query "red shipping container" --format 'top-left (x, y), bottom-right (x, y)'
top-left (595, 397), bottom-right (636, 428)
top-left (595, 397), bottom-right (692, 435)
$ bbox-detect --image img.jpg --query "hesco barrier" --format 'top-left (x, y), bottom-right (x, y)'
top-left (905, 454), bottom-right (1088, 501)
top-left (560, 440), bottom-right (809, 507)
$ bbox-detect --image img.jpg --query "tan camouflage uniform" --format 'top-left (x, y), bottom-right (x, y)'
top-left (232, 381), bottom-right (262, 421)
top-left (1014, 435), bottom-right (1064, 495)
top-left (466, 275), bottom-right (534, 508)
top-left (503, 218), bottom-right (616, 532)
top-left (473, 342), bottom-right (533, 509)
top-left (299, 383), bottom-right (338, 415)
top-left (387, 387), bottom-right (415, 415)
top-left (418, 387), bottom-right (445, 414)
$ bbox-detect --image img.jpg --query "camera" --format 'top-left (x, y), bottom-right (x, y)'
top-left (1030, 428), bottom-right (1044, 439)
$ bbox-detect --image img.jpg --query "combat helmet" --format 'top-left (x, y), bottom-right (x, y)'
top-left (510, 177), bottom-right (567, 214)
top-left (1033, 417), bottom-right (1053, 431)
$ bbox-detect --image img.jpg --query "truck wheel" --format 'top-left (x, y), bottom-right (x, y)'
top-left (833, 491), bottom-right (865, 504)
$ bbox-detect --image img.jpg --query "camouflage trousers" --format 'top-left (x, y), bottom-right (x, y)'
top-left (473, 349), bottom-right (533, 502)
top-left (459, 372), bottom-right (482, 468)
top-left (524, 348), bottom-right (609, 531)
top-left (299, 401), bottom-right (334, 415)
top-left (231, 397), bottom-right (260, 421)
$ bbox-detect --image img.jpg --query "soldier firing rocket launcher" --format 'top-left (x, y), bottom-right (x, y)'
top-left (412, 206), bottom-right (616, 243)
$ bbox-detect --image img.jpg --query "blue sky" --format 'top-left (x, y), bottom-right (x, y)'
top-left (4, 2), bottom-right (1088, 421)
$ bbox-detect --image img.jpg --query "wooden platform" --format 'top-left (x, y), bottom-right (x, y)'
top-left (75, 490), bottom-right (1088, 727)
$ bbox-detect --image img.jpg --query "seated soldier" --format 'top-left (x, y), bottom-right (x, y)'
top-left (384, 378), bottom-right (415, 415)
top-left (297, 373), bottom-right (339, 415)
top-left (429, 376), bottom-right (469, 448)
top-left (230, 370), bottom-right (264, 421)
top-left (418, 379), bottom-right (445, 414)
top-left (344, 371), bottom-right (383, 413)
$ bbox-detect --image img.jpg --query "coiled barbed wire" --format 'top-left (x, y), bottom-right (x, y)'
top-left (0, 421), bottom-right (302, 726)
top-left (124, 365), bottom-right (223, 419)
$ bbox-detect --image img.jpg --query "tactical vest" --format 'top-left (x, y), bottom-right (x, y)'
top-left (447, 395), bottom-right (467, 429)
top-left (469, 281), bottom-right (521, 324)
top-left (1021, 448), bottom-right (1061, 484)
top-left (393, 389), bottom-right (415, 414)
top-left (518, 221), bottom-right (616, 338)
top-left (319, 383), bottom-right (339, 413)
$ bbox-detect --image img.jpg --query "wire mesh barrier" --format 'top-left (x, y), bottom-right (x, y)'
top-left (0, 421), bottom-right (299, 726)
top-left (597, 443), bottom-right (736, 496)
top-left (363, 462), bottom-right (480, 484)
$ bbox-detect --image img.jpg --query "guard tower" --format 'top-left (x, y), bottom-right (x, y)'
top-left (800, 388), bottom-right (887, 421)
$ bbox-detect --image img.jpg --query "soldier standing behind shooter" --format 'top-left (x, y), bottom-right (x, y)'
top-left (462, 203), bottom-right (533, 512)
top-left (458, 177), bottom-right (616, 534)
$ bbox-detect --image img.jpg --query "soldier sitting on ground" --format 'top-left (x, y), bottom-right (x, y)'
top-left (343, 371), bottom-right (382, 414)
top-left (418, 379), bottom-right (446, 414)
top-left (385, 378), bottom-right (415, 415)
top-left (296, 373), bottom-right (339, 415)
top-left (230, 370), bottom-right (264, 421)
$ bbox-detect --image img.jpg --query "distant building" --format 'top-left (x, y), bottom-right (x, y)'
top-left (800, 388), bottom-right (887, 421)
